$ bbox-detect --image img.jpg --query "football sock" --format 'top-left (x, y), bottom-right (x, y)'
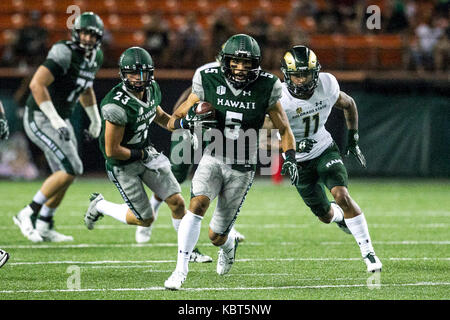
top-left (29, 191), bottom-right (48, 214)
top-left (39, 205), bottom-right (56, 219)
top-left (175, 211), bottom-right (203, 274)
top-left (172, 218), bottom-right (181, 232)
top-left (330, 203), bottom-right (344, 223)
top-left (220, 233), bottom-right (236, 251)
top-left (344, 213), bottom-right (374, 257)
top-left (150, 194), bottom-right (162, 215)
top-left (96, 200), bottom-right (128, 224)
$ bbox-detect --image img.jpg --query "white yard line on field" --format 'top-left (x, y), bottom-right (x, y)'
top-left (0, 282), bottom-right (449, 294)
top-left (1, 240), bottom-right (449, 250)
top-left (322, 241), bottom-right (450, 245)
top-left (1, 223), bottom-right (449, 231)
top-left (5, 256), bottom-right (449, 266)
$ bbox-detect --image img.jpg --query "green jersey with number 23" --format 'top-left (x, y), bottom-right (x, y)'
top-left (99, 81), bottom-right (161, 168)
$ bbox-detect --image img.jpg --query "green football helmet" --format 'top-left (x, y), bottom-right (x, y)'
top-left (72, 12), bottom-right (104, 52)
top-left (281, 45), bottom-right (321, 99)
top-left (219, 34), bottom-right (261, 89)
top-left (119, 47), bottom-right (154, 92)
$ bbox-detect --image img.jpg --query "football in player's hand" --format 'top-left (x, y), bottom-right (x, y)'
top-left (193, 101), bottom-right (215, 118)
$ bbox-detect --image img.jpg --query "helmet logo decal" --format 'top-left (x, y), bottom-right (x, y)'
top-left (308, 51), bottom-right (317, 69)
top-left (284, 52), bottom-right (297, 71)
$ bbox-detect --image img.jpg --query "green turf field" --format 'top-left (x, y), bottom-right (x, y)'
top-left (0, 177), bottom-right (449, 300)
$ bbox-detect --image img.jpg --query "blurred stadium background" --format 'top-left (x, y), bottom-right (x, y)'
top-left (0, 0), bottom-right (448, 180)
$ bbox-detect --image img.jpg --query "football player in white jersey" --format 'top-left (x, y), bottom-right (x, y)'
top-left (279, 45), bottom-right (382, 273)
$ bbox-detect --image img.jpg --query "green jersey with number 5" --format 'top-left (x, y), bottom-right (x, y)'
top-left (99, 82), bottom-right (161, 167)
top-left (193, 66), bottom-right (282, 168)
top-left (26, 40), bottom-right (103, 119)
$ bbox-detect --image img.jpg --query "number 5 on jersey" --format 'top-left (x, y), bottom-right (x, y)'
top-left (224, 111), bottom-right (243, 140)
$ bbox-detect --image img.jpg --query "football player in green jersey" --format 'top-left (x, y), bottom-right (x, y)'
top-left (1, 101), bottom-right (10, 268)
top-left (14, 12), bottom-right (104, 242)
top-left (168, 61), bottom-right (246, 244)
top-left (279, 45), bottom-right (381, 272)
top-left (164, 34), bottom-right (298, 290)
top-left (83, 46), bottom-right (212, 263)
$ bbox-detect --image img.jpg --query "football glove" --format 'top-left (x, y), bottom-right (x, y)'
top-left (345, 129), bottom-right (366, 168)
top-left (0, 118), bottom-right (9, 140)
top-left (297, 138), bottom-right (317, 153)
top-left (56, 127), bottom-right (70, 141)
top-left (281, 149), bottom-right (299, 185)
top-left (141, 146), bottom-right (153, 163)
top-left (49, 117), bottom-right (70, 141)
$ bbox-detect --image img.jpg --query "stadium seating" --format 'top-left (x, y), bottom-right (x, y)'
top-left (0, 0), bottom-right (409, 70)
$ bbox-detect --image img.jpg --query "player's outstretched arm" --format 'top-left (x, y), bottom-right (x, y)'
top-left (79, 87), bottom-right (101, 139)
top-left (167, 92), bottom-right (200, 131)
top-left (154, 106), bottom-right (172, 130)
top-left (334, 91), bottom-right (366, 168)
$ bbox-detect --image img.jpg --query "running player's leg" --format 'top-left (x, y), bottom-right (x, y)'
top-left (16, 108), bottom-right (82, 242)
top-left (165, 155), bottom-right (222, 289)
top-left (318, 144), bottom-right (381, 272)
top-left (85, 162), bottom-right (155, 230)
top-left (209, 167), bottom-right (254, 275)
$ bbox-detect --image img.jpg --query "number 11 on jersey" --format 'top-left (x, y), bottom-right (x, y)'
top-left (303, 113), bottom-right (319, 137)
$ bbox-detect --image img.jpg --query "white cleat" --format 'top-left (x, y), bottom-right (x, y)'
top-left (13, 206), bottom-right (43, 242)
top-left (230, 227), bottom-right (245, 243)
top-left (217, 237), bottom-right (239, 275)
top-left (84, 193), bottom-right (104, 230)
top-left (189, 248), bottom-right (213, 263)
top-left (36, 219), bottom-right (74, 242)
top-left (135, 226), bottom-right (152, 243)
top-left (164, 271), bottom-right (186, 290)
top-left (0, 249), bottom-right (10, 268)
top-left (364, 252), bottom-right (382, 273)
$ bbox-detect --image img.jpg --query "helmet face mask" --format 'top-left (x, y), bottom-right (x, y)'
top-left (77, 29), bottom-right (101, 51)
top-left (121, 69), bottom-right (154, 92)
top-left (223, 56), bottom-right (259, 87)
top-left (281, 46), bottom-right (321, 99)
top-left (119, 47), bottom-right (154, 92)
top-left (72, 12), bottom-right (104, 53)
top-left (220, 34), bottom-right (261, 89)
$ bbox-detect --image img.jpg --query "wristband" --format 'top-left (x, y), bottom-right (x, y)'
top-left (348, 129), bottom-right (359, 144)
top-left (174, 118), bottom-right (189, 129)
top-left (129, 149), bottom-right (142, 161)
top-left (285, 149), bottom-right (296, 161)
